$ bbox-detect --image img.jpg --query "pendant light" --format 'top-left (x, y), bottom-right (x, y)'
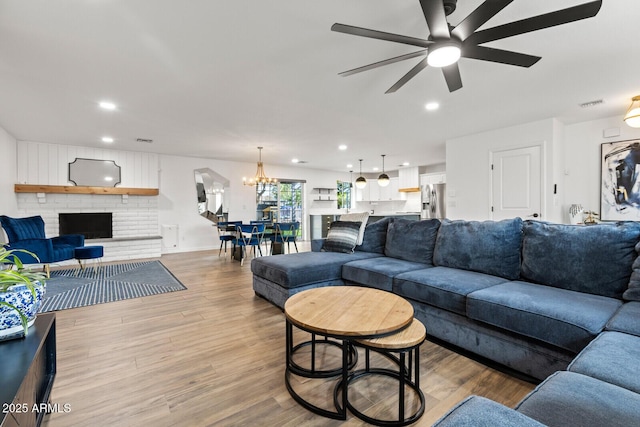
top-left (243, 146), bottom-right (277, 186)
top-left (624, 96), bottom-right (640, 128)
top-left (378, 154), bottom-right (390, 187)
top-left (355, 159), bottom-right (367, 189)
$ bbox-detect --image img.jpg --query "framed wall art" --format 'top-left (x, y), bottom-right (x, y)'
top-left (601, 139), bottom-right (640, 221)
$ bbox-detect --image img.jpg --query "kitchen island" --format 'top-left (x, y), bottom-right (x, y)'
top-left (309, 213), bottom-right (420, 239)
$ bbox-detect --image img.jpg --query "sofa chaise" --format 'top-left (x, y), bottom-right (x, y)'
top-left (251, 217), bottom-right (640, 426)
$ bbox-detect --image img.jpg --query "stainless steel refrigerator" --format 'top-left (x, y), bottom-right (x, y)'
top-left (421, 183), bottom-right (446, 219)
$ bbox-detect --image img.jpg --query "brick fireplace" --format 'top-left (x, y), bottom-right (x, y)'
top-left (15, 192), bottom-right (161, 263)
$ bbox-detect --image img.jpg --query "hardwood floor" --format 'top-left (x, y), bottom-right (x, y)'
top-left (42, 245), bottom-right (534, 426)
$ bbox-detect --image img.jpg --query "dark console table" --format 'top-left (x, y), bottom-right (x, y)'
top-left (0, 313), bottom-right (56, 427)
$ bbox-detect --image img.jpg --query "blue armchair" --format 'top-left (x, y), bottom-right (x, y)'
top-left (0, 215), bottom-right (85, 274)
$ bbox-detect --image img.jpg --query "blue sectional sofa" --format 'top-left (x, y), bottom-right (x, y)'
top-left (251, 217), bottom-right (640, 426)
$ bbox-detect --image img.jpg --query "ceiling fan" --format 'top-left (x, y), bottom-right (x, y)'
top-left (331, 0), bottom-right (603, 93)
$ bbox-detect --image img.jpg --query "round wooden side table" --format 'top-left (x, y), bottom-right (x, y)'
top-left (284, 286), bottom-right (414, 420)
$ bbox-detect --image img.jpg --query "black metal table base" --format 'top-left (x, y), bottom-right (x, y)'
top-left (335, 346), bottom-right (425, 426)
top-left (285, 320), bottom-right (425, 424)
top-left (285, 320), bottom-right (357, 420)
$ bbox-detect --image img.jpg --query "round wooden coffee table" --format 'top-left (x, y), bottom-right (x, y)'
top-left (284, 286), bottom-right (414, 420)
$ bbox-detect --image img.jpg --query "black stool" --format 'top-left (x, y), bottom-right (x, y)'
top-left (343, 319), bottom-right (426, 426)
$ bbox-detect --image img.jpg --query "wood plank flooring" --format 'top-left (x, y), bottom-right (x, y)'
top-left (42, 245), bottom-right (534, 426)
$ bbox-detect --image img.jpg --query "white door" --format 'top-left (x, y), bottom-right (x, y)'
top-left (491, 146), bottom-right (542, 220)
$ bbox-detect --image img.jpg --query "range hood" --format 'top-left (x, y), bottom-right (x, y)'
top-left (398, 166), bottom-right (420, 192)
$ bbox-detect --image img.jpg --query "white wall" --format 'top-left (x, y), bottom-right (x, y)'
top-left (17, 141), bottom-right (158, 187)
top-left (0, 126), bottom-right (18, 243)
top-left (157, 154), bottom-right (351, 253)
top-left (563, 115), bottom-right (640, 221)
top-left (446, 118), bottom-right (561, 222)
top-left (446, 115), bottom-right (640, 223)
top-left (5, 138), bottom-right (353, 256)
top-left (8, 113), bottom-right (638, 256)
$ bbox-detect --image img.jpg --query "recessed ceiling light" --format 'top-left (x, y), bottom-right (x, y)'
top-left (101, 136), bottom-right (114, 143)
top-left (372, 167), bottom-right (379, 172)
top-left (403, 162), bottom-right (410, 166)
top-left (425, 102), bottom-right (439, 111)
top-left (291, 158), bottom-right (299, 163)
top-left (104, 176), bottom-right (113, 182)
top-left (346, 163), bottom-right (353, 168)
top-left (338, 144), bottom-right (347, 150)
top-left (99, 101), bottom-right (116, 111)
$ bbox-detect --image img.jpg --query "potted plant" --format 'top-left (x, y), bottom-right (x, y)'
top-left (0, 247), bottom-right (47, 341)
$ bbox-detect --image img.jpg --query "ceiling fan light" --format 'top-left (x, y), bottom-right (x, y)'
top-left (427, 42), bottom-right (461, 68)
top-left (378, 173), bottom-right (390, 187)
top-left (624, 96), bottom-right (640, 128)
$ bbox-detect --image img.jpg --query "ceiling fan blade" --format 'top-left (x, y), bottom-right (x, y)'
top-left (419, 0), bottom-right (450, 39)
top-left (338, 50), bottom-right (428, 77)
top-left (463, 45), bottom-right (541, 67)
top-left (442, 63), bottom-right (463, 92)
top-left (385, 57), bottom-right (429, 94)
top-left (466, 1), bottom-right (602, 45)
top-left (451, 0), bottom-right (514, 41)
top-left (331, 23), bottom-right (431, 48)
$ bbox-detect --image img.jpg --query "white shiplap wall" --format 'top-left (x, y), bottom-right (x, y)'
top-left (14, 141), bottom-right (161, 262)
top-left (16, 141), bottom-right (159, 188)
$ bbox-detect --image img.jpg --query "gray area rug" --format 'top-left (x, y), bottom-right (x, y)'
top-left (39, 260), bottom-right (187, 312)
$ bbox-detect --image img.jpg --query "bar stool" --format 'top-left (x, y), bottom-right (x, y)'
top-left (343, 319), bottom-right (426, 426)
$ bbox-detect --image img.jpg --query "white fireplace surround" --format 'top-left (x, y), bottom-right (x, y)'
top-left (15, 192), bottom-right (161, 263)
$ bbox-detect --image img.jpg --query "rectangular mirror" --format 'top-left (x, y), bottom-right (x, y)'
top-left (68, 158), bottom-right (121, 187)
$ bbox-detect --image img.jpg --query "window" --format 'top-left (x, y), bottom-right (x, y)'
top-left (337, 181), bottom-right (352, 210)
top-left (256, 181), bottom-right (304, 237)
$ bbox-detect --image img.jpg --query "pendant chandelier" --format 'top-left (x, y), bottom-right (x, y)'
top-left (378, 154), bottom-right (389, 187)
top-left (355, 159), bottom-right (367, 189)
top-left (243, 146), bottom-right (277, 186)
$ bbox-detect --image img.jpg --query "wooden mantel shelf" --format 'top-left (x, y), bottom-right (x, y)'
top-left (15, 184), bottom-right (159, 196)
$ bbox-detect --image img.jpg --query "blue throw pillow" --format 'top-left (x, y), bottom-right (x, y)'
top-left (321, 221), bottom-right (361, 254)
top-left (522, 220), bottom-right (640, 299)
top-left (624, 241), bottom-right (640, 301)
top-left (384, 218), bottom-right (440, 264)
top-left (356, 217), bottom-right (393, 254)
top-left (433, 218), bottom-right (523, 280)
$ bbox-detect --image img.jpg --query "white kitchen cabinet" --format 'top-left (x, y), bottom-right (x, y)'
top-left (399, 167), bottom-right (420, 191)
top-left (378, 177), bottom-right (399, 201)
top-left (355, 184), bottom-right (369, 201)
top-left (420, 173), bottom-right (447, 186)
top-left (369, 181), bottom-right (380, 201)
top-left (355, 177), bottom-right (401, 201)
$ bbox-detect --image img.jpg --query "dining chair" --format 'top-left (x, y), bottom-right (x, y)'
top-left (270, 222), bottom-right (299, 254)
top-left (216, 221), bottom-right (242, 257)
top-left (232, 223), bottom-right (266, 266)
top-left (250, 220), bottom-right (272, 254)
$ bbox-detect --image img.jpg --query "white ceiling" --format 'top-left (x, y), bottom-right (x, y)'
top-left (0, 0), bottom-right (638, 173)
